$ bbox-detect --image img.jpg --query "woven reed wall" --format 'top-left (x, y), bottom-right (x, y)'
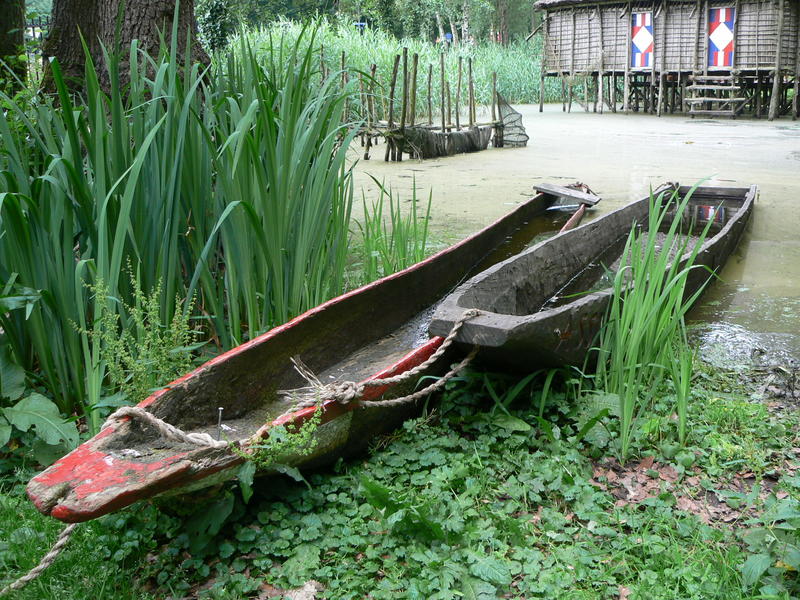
top-left (542, 0), bottom-right (799, 74)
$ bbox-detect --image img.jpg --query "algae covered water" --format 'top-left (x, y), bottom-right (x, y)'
top-left (352, 105), bottom-right (800, 365)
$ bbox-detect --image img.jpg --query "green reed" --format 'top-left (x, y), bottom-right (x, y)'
top-left (593, 185), bottom-right (714, 461)
top-left (354, 179), bottom-right (432, 285)
top-left (0, 26), bottom-right (358, 427)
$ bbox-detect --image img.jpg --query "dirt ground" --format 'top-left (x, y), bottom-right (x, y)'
top-left (351, 104), bottom-right (800, 363)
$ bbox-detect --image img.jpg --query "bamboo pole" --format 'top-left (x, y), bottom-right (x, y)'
top-left (456, 56), bottom-right (463, 129)
top-left (440, 52), bottom-right (447, 132)
top-left (768, 0), bottom-right (785, 120)
top-left (399, 47), bottom-right (408, 161)
top-left (409, 53), bottom-right (419, 126)
top-left (385, 54), bottom-right (400, 162)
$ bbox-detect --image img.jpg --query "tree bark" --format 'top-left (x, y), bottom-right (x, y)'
top-left (0, 0), bottom-right (27, 92)
top-left (449, 15), bottom-right (460, 45)
top-left (43, 0), bottom-right (207, 93)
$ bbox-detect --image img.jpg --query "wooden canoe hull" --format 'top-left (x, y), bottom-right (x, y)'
top-left (27, 192), bottom-right (578, 523)
top-left (429, 184), bottom-right (757, 372)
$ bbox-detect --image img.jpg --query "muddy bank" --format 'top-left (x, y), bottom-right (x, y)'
top-left (351, 104), bottom-right (800, 361)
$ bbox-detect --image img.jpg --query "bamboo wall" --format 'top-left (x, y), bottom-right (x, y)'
top-left (542, 0), bottom-right (800, 74)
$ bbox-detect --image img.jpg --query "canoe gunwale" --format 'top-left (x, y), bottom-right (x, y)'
top-left (429, 183), bottom-right (757, 369)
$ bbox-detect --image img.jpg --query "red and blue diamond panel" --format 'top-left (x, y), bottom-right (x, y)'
top-left (708, 7), bottom-right (735, 67)
top-left (631, 12), bottom-right (654, 69)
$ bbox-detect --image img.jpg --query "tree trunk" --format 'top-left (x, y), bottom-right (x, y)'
top-left (496, 0), bottom-right (509, 45)
top-left (43, 0), bottom-right (207, 93)
top-left (449, 15), bottom-right (460, 45)
top-left (0, 0), bottom-right (27, 92)
top-left (435, 12), bottom-right (445, 43)
top-left (461, 0), bottom-right (470, 43)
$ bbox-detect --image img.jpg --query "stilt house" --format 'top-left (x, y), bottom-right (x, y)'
top-left (534, 0), bottom-right (800, 118)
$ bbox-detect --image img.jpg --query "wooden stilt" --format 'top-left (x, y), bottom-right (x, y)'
top-left (623, 2), bottom-right (631, 112)
top-left (399, 48), bottom-right (408, 161)
top-left (446, 81), bottom-right (452, 131)
top-left (597, 6), bottom-right (604, 114)
top-left (540, 17), bottom-right (548, 113)
top-left (468, 57), bottom-right (475, 127)
top-left (385, 54), bottom-right (400, 162)
top-left (409, 54), bottom-right (418, 127)
top-left (456, 57), bottom-right (463, 129)
top-left (768, 0), bottom-right (785, 121)
top-left (492, 72), bottom-right (497, 123)
top-left (364, 64), bottom-right (377, 160)
top-left (441, 52), bottom-right (447, 132)
top-left (612, 72), bottom-right (617, 112)
top-left (793, 46), bottom-right (800, 119)
top-left (427, 64), bottom-right (433, 125)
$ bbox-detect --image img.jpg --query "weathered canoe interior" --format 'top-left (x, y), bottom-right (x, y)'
top-left (429, 184), bottom-right (756, 370)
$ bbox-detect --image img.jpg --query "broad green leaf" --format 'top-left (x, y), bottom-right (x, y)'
top-left (0, 421), bottom-right (11, 447)
top-left (741, 553), bottom-right (772, 588)
top-left (238, 461), bottom-right (257, 504)
top-left (275, 464), bottom-right (311, 490)
top-left (460, 576), bottom-right (498, 600)
top-left (493, 414), bottom-right (532, 433)
top-left (0, 346), bottom-right (25, 402)
top-left (32, 439), bottom-right (70, 467)
top-left (3, 393), bottom-right (78, 447)
top-left (469, 555), bottom-right (512, 586)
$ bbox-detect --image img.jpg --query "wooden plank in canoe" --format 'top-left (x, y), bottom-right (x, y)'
top-left (534, 183), bottom-right (601, 206)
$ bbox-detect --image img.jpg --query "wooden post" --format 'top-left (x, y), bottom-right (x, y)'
top-left (703, 0), bottom-right (709, 77)
top-left (385, 54), bottom-right (400, 162)
top-left (692, 0), bottom-right (701, 73)
top-left (427, 64), bottom-right (433, 125)
top-left (359, 73), bottom-right (366, 147)
top-left (468, 57), bottom-right (475, 126)
top-left (446, 81), bottom-right (452, 130)
top-left (540, 12), bottom-right (547, 112)
top-left (409, 53), bottom-right (419, 127)
top-left (569, 9), bottom-right (576, 112)
top-left (768, 0), bottom-right (785, 120)
top-left (492, 71), bottom-right (497, 122)
top-left (597, 6), bottom-right (604, 114)
top-left (364, 63), bottom-right (377, 160)
top-left (624, 2), bottom-right (631, 112)
top-left (793, 32), bottom-right (800, 119)
top-left (398, 48), bottom-right (408, 161)
top-left (657, 0), bottom-right (668, 117)
top-left (440, 52), bottom-right (447, 132)
top-left (456, 56), bottom-right (463, 129)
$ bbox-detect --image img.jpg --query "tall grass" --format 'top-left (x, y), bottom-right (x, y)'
top-left (0, 27), bottom-right (357, 427)
top-left (593, 186), bottom-right (714, 461)
top-left (354, 179), bottom-right (432, 285)
top-left (243, 18), bottom-right (562, 117)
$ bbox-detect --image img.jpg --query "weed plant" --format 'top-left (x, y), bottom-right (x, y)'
top-left (354, 179), bottom-right (432, 285)
top-left (243, 18), bottom-right (562, 121)
top-left (0, 28), bottom-right (356, 427)
top-left (592, 186), bottom-right (715, 461)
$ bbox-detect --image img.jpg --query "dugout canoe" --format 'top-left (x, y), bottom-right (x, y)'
top-left (27, 188), bottom-right (596, 523)
top-left (429, 183), bottom-right (756, 371)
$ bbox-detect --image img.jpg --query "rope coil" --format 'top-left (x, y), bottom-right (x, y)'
top-left (280, 308), bottom-right (481, 409)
